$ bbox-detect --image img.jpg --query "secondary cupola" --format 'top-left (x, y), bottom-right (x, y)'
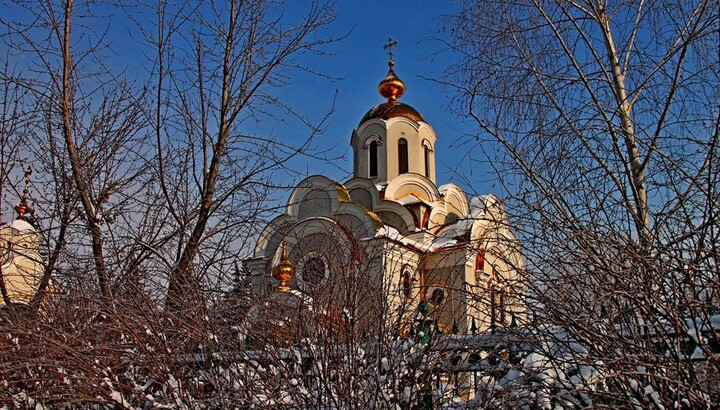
top-left (0, 167), bottom-right (44, 305)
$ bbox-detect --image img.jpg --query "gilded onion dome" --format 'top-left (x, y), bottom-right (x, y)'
top-left (378, 60), bottom-right (405, 101)
top-left (272, 241), bottom-right (295, 293)
top-left (360, 60), bottom-right (425, 125)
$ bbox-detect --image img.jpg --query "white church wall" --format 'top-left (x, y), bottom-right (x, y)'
top-left (425, 248), bottom-right (472, 333)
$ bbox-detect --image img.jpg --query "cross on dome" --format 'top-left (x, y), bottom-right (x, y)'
top-left (378, 38), bottom-right (405, 101)
top-left (14, 166), bottom-right (32, 220)
top-left (383, 37), bottom-right (398, 62)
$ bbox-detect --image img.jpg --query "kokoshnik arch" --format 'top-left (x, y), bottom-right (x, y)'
top-left (245, 48), bottom-right (526, 337)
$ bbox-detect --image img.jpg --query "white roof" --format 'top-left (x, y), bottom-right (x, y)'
top-left (397, 194), bottom-right (431, 206)
top-left (7, 219), bottom-right (36, 232)
top-left (375, 223), bottom-right (469, 252)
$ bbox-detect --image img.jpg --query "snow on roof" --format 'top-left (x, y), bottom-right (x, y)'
top-left (375, 226), bottom-right (432, 252)
top-left (432, 237), bottom-right (458, 249)
top-left (436, 218), bottom-right (473, 240)
top-left (7, 219), bottom-right (36, 232)
top-left (469, 196), bottom-right (489, 219)
top-left (396, 194), bottom-right (432, 206)
top-left (618, 314), bottom-right (720, 338)
top-left (287, 289), bottom-right (315, 306)
top-left (375, 221), bottom-right (470, 252)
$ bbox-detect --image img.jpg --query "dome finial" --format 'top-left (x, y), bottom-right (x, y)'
top-left (14, 166), bottom-right (32, 220)
top-left (272, 240), bottom-right (295, 293)
top-left (379, 38), bottom-right (405, 101)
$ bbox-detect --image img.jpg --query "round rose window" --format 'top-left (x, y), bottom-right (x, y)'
top-left (302, 256), bottom-right (326, 288)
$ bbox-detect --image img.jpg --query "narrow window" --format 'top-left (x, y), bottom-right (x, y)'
top-left (490, 288), bottom-right (497, 328)
top-left (499, 292), bottom-right (506, 326)
top-left (401, 269), bottom-right (412, 298)
top-left (398, 138), bottom-right (408, 174)
top-left (475, 250), bottom-right (485, 272)
top-left (369, 140), bottom-right (378, 177)
top-left (424, 144), bottom-right (430, 177)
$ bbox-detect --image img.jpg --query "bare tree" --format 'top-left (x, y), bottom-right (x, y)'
top-left (0, 231), bottom-right (464, 408)
top-left (0, 0), bottom-right (351, 406)
top-left (2, 0), bottom-right (151, 310)
top-left (135, 0), bottom-right (340, 312)
top-left (444, 0), bottom-right (719, 406)
top-left (1, 0), bottom-right (338, 308)
top-left (211, 234), bottom-right (461, 409)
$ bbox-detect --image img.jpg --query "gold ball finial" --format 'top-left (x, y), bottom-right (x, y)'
top-left (272, 240), bottom-right (295, 293)
top-left (379, 38), bottom-right (405, 102)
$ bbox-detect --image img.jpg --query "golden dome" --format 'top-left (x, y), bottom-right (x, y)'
top-left (14, 199), bottom-right (29, 220)
top-left (360, 101), bottom-right (425, 125)
top-left (378, 61), bottom-right (405, 101)
top-left (360, 59), bottom-right (425, 125)
top-left (272, 241), bottom-right (295, 293)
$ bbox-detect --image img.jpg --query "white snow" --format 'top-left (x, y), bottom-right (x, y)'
top-left (8, 219), bottom-right (35, 232)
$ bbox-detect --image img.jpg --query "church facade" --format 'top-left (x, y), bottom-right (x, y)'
top-left (245, 57), bottom-right (525, 338)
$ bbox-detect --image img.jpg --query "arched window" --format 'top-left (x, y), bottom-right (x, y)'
top-left (489, 268), bottom-right (506, 328)
top-left (490, 287), bottom-right (498, 328)
top-left (369, 140), bottom-right (378, 177)
top-left (499, 292), bottom-right (506, 325)
top-left (398, 138), bottom-right (408, 174)
top-left (424, 144), bottom-right (430, 177)
top-left (401, 268), bottom-right (412, 298)
top-left (475, 250), bottom-right (485, 272)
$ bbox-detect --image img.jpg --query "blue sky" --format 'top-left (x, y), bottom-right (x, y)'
top-left (275, 1), bottom-right (493, 196)
top-left (2, 1), bottom-right (499, 219)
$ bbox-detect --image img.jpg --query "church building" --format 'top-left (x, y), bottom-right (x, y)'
top-left (245, 53), bottom-right (525, 338)
top-left (0, 171), bottom-right (44, 307)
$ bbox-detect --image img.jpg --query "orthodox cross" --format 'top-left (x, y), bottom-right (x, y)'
top-left (15, 166), bottom-right (32, 219)
top-left (383, 37), bottom-right (398, 61)
top-left (22, 166), bottom-right (32, 201)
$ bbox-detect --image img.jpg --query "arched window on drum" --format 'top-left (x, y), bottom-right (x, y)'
top-left (369, 140), bottom-right (378, 178)
top-left (422, 139), bottom-right (432, 178)
top-left (398, 138), bottom-right (409, 174)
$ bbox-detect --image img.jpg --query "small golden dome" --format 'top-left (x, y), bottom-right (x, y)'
top-left (378, 61), bottom-right (405, 101)
top-left (361, 56), bottom-right (425, 125)
top-left (272, 241), bottom-right (295, 293)
top-left (14, 200), bottom-right (29, 220)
